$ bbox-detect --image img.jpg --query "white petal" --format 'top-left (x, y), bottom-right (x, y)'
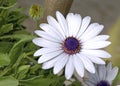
top-left (47, 16), bottom-right (65, 38)
top-left (106, 62), bottom-right (112, 73)
top-left (56, 11), bottom-right (68, 36)
top-left (85, 81), bottom-right (96, 86)
top-left (77, 16), bottom-right (91, 37)
top-left (42, 54), bottom-right (62, 69)
top-left (80, 24), bottom-right (104, 42)
top-left (106, 67), bottom-right (118, 81)
top-left (73, 54), bottom-right (84, 77)
top-left (81, 49), bottom-right (111, 58)
top-left (32, 38), bottom-right (61, 48)
top-left (54, 53), bottom-right (69, 74)
top-left (34, 31), bottom-right (61, 43)
top-left (66, 13), bottom-right (82, 36)
top-left (83, 35), bottom-right (110, 43)
top-left (85, 54), bottom-right (105, 64)
top-left (79, 23), bottom-right (98, 37)
top-left (98, 64), bottom-right (106, 80)
top-left (77, 53), bottom-right (95, 73)
top-left (86, 66), bottom-right (100, 83)
top-left (82, 41), bottom-right (111, 49)
top-left (38, 50), bottom-right (63, 63)
top-left (65, 55), bottom-right (74, 79)
top-left (34, 47), bottom-right (61, 56)
top-left (40, 24), bottom-right (62, 42)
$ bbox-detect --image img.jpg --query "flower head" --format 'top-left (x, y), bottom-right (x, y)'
top-left (32, 11), bottom-right (111, 79)
top-left (29, 4), bottom-right (42, 20)
top-left (84, 62), bottom-right (118, 86)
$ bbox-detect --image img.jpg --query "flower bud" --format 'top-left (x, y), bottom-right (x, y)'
top-left (29, 4), bottom-right (42, 20)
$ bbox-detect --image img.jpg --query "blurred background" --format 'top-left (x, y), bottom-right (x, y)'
top-left (17, 0), bottom-right (120, 33)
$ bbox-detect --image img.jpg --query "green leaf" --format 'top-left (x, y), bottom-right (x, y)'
top-left (0, 42), bottom-right (13, 53)
top-left (0, 53), bottom-right (10, 67)
top-left (17, 65), bottom-right (30, 79)
top-left (9, 34), bottom-right (35, 65)
top-left (13, 29), bottom-right (30, 35)
top-left (0, 76), bottom-right (19, 86)
top-left (0, 23), bottom-right (13, 35)
top-left (9, 40), bottom-right (24, 65)
top-left (20, 76), bottom-right (53, 86)
top-left (50, 76), bottom-right (65, 86)
top-left (29, 64), bottom-right (41, 74)
top-left (0, 0), bottom-right (16, 9)
top-left (0, 34), bottom-right (35, 40)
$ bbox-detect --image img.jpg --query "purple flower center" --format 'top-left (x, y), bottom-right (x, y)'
top-left (97, 80), bottom-right (110, 86)
top-left (62, 37), bottom-right (80, 55)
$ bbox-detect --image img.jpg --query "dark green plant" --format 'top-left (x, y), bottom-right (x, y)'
top-left (0, 0), bottom-right (67, 86)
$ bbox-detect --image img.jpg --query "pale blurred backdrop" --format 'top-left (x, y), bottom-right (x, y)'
top-left (17, 0), bottom-right (120, 33)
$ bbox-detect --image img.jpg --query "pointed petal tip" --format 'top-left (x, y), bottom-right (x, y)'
top-left (108, 54), bottom-right (112, 58)
top-left (33, 52), bottom-right (39, 57)
top-left (32, 38), bottom-right (36, 44)
top-left (90, 69), bottom-right (95, 74)
top-left (101, 61), bottom-right (106, 64)
top-left (38, 58), bottom-right (43, 64)
top-left (86, 16), bottom-right (91, 20)
top-left (47, 15), bottom-right (53, 21)
top-left (65, 75), bottom-right (71, 80)
top-left (107, 35), bottom-right (110, 38)
top-left (108, 41), bottom-right (111, 45)
top-left (86, 66), bottom-right (95, 74)
top-left (80, 73), bottom-right (84, 78)
top-left (42, 65), bottom-right (48, 70)
top-left (56, 11), bottom-right (61, 15)
top-left (114, 66), bottom-right (119, 72)
top-left (34, 30), bottom-right (39, 34)
top-left (53, 69), bottom-right (58, 75)
top-left (100, 25), bottom-right (104, 28)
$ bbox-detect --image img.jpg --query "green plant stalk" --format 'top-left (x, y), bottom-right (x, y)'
top-left (26, 56), bottom-right (38, 64)
top-left (35, 19), bottom-right (40, 30)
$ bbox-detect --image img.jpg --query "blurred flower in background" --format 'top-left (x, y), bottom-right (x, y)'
top-left (84, 62), bottom-right (118, 86)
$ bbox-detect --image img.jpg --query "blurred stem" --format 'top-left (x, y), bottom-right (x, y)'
top-left (0, 65), bottom-right (11, 77)
top-left (25, 51), bottom-right (38, 64)
top-left (35, 19), bottom-right (40, 30)
top-left (41, 0), bottom-right (73, 23)
top-left (26, 56), bottom-right (38, 64)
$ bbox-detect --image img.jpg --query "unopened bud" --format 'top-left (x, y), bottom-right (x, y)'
top-left (29, 4), bottom-right (43, 20)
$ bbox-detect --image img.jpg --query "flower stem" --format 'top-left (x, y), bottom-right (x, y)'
top-left (35, 19), bottom-right (40, 30)
top-left (26, 56), bottom-right (38, 64)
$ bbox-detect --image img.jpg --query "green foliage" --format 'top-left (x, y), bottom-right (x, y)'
top-left (0, 0), bottom-right (71, 86)
top-left (0, 53), bottom-right (10, 67)
top-left (0, 76), bottom-right (19, 86)
top-left (0, 0), bottom-right (16, 9)
top-left (0, 23), bottom-right (13, 35)
top-left (20, 76), bottom-right (53, 86)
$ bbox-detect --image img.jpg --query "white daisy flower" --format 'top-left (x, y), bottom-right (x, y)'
top-left (32, 11), bottom-right (111, 79)
top-left (84, 62), bottom-right (119, 86)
